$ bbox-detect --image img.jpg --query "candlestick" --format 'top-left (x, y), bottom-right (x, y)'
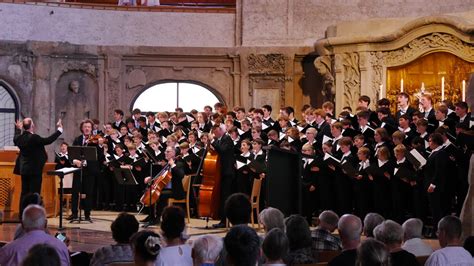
top-left (401, 79), bottom-right (404, 93)
top-left (462, 80), bottom-right (466, 101)
top-left (441, 77), bottom-right (445, 101)
top-left (379, 84), bottom-right (383, 100)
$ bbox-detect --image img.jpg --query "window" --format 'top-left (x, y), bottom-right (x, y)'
top-left (132, 81), bottom-right (222, 112)
top-left (0, 83), bottom-right (18, 148)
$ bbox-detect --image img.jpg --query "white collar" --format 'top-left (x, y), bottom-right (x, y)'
top-left (431, 145), bottom-right (443, 154)
top-left (253, 150), bottom-right (263, 156)
top-left (443, 140), bottom-right (452, 147)
top-left (241, 151), bottom-right (251, 157)
top-left (333, 135), bottom-right (342, 141)
top-left (378, 159), bottom-right (388, 167)
top-left (396, 157), bottom-right (406, 164)
top-left (420, 132), bottom-right (427, 138)
top-left (375, 142), bottom-right (384, 148)
top-left (342, 151), bottom-right (351, 159)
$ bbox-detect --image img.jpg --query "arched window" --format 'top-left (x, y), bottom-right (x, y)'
top-left (132, 81), bottom-right (222, 112)
top-left (0, 83), bottom-right (19, 148)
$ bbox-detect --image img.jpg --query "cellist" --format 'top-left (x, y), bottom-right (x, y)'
top-left (141, 146), bottom-right (186, 227)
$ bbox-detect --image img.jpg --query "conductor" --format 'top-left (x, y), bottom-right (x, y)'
top-left (14, 118), bottom-right (63, 213)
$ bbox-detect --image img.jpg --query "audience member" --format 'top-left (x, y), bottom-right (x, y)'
top-left (463, 236), bottom-right (474, 257)
top-left (224, 224), bottom-right (260, 266)
top-left (363, 212), bottom-right (384, 238)
top-left (225, 193), bottom-right (251, 226)
top-left (355, 238), bottom-right (390, 266)
top-left (426, 215), bottom-right (474, 265)
top-left (401, 218), bottom-right (433, 257)
top-left (259, 207), bottom-right (285, 233)
top-left (312, 210), bottom-right (342, 251)
top-left (285, 214), bottom-right (315, 264)
top-left (90, 212), bottom-right (139, 266)
top-left (156, 206), bottom-right (193, 265)
top-left (192, 235), bottom-right (223, 266)
top-left (328, 214), bottom-right (362, 266)
top-left (0, 205), bottom-right (70, 266)
top-left (21, 243), bottom-right (61, 266)
top-left (262, 228), bottom-right (289, 265)
top-left (14, 192), bottom-right (44, 239)
top-left (374, 220), bottom-right (418, 266)
top-left (131, 230), bottom-right (161, 266)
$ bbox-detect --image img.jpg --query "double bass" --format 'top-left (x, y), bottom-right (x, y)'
top-left (198, 148), bottom-right (221, 220)
top-left (140, 164), bottom-right (172, 206)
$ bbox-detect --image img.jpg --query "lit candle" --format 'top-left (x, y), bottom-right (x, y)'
top-left (379, 84), bottom-right (383, 100)
top-left (462, 80), bottom-right (466, 101)
top-left (401, 79), bottom-right (404, 93)
top-left (441, 77), bottom-right (445, 101)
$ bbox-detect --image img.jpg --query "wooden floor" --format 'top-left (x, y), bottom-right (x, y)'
top-left (0, 211), bottom-right (234, 253)
top-left (0, 211), bottom-right (441, 254)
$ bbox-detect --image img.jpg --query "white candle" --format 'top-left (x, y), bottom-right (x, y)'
top-left (379, 84), bottom-right (383, 100)
top-left (401, 79), bottom-right (404, 93)
top-left (462, 80), bottom-right (466, 101)
top-left (441, 77), bottom-right (445, 101)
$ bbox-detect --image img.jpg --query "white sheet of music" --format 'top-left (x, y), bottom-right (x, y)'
top-left (323, 135), bottom-right (333, 144)
top-left (55, 167), bottom-right (79, 174)
top-left (410, 149), bottom-right (427, 168)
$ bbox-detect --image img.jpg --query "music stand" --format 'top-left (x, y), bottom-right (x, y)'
top-left (114, 166), bottom-right (139, 211)
top-left (47, 167), bottom-right (80, 230)
top-left (68, 146), bottom-right (97, 223)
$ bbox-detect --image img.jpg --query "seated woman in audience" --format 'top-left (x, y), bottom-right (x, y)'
top-left (131, 230), bottom-right (161, 266)
top-left (262, 228), bottom-right (289, 265)
top-left (156, 206), bottom-right (193, 266)
top-left (192, 235), bottom-right (223, 266)
top-left (90, 212), bottom-right (139, 266)
top-left (259, 207), bottom-right (285, 235)
top-left (285, 214), bottom-right (315, 264)
top-left (355, 238), bottom-right (390, 266)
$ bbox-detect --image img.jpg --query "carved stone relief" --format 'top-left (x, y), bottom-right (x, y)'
top-left (314, 55), bottom-right (335, 102)
top-left (248, 54), bottom-right (286, 108)
top-left (384, 32), bottom-right (474, 67)
top-left (340, 53), bottom-right (361, 109)
top-left (127, 68), bottom-right (147, 90)
top-left (370, 51), bottom-right (384, 101)
top-left (248, 54), bottom-right (285, 74)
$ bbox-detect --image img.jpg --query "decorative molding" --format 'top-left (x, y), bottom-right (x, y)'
top-left (247, 54), bottom-right (285, 74)
top-left (341, 53), bottom-right (361, 109)
top-left (384, 32), bottom-right (474, 66)
top-left (370, 51), bottom-right (384, 101)
top-left (61, 61), bottom-right (98, 78)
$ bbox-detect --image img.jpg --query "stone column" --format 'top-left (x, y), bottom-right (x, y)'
top-left (461, 154), bottom-right (474, 237)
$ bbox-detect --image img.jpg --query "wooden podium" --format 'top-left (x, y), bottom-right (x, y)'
top-left (0, 150), bottom-right (57, 222)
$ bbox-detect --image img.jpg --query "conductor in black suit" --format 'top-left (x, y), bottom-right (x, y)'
top-left (14, 118), bottom-right (63, 212)
top-left (210, 124), bottom-right (236, 228)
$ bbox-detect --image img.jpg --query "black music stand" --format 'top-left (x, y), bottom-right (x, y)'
top-left (68, 146), bottom-right (97, 223)
top-left (47, 167), bottom-right (80, 230)
top-left (114, 166), bottom-right (139, 211)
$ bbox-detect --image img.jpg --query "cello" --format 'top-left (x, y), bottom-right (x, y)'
top-left (140, 164), bottom-right (172, 207)
top-left (198, 147), bottom-right (221, 220)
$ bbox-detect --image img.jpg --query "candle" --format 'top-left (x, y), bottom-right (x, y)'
top-left (401, 79), bottom-right (404, 93)
top-left (462, 80), bottom-right (466, 101)
top-left (379, 84), bottom-right (383, 100)
top-left (441, 77), bottom-right (445, 101)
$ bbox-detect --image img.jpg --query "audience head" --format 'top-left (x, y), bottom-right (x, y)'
top-left (262, 228), bottom-right (289, 264)
top-left (225, 193), bottom-right (251, 226)
top-left (363, 213), bottom-right (385, 238)
top-left (224, 224), bottom-right (260, 266)
top-left (161, 206), bottom-right (186, 240)
top-left (338, 214), bottom-right (362, 249)
top-left (402, 218), bottom-right (424, 241)
top-left (356, 238), bottom-right (390, 266)
top-left (131, 230), bottom-right (161, 264)
top-left (258, 207), bottom-right (285, 233)
top-left (22, 204), bottom-right (47, 232)
top-left (285, 214), bottom-right (312, 251)
top-left (437, 215), bottom-right (463, 247)
top-left (373, 220), bottom-right (403, 251)
top-left (21, 243), bottom-right (60, 266)
top-left (318, 210), bottom-right (339, 233)
top-left (111, 212), bottom-right (139, 244)
top-left (192, 235), bottom-right (223, 265)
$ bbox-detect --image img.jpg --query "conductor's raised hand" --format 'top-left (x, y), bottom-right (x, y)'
top-left (56, 119), bottom-right (63, 129)
top-left (15, 120), bottom-right (23, 130)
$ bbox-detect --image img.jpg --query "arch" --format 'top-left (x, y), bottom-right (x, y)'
top-left (131, 80), bottom-right (224, 112)
top-left (0, 80), bottom-right (20, 148)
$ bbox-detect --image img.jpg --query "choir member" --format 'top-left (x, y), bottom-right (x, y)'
top-left (396, 93), bottom-right (416, 123)
top-left (301, 143), bottom-right (318, 223)
top-left (369, 146), bottom-right (393, 220)
top-left (112, 109), bottom-right (125, 130)
top-left (354, 146), bottom-right (372, 219)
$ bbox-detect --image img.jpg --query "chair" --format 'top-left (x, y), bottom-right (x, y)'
top-left (317, 250), bottom-right (341, 263)
top-left (250, 177), bottom-right (262, 229)
top-left (168, 174), bottom-right (192, 223)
